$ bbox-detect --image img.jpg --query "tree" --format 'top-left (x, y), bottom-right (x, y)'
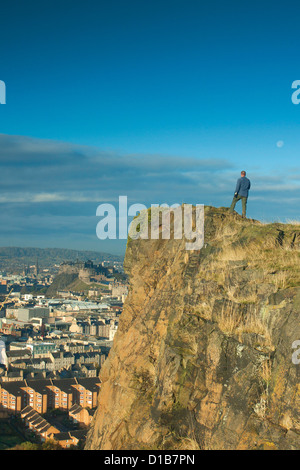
top-left (11, 442), bottom-right (40, 450)
top-left (41, 439), bottom-right (62, 450)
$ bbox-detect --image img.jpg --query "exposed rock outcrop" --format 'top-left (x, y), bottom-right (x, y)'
top-left (85, 206), bottom-right (300, 450)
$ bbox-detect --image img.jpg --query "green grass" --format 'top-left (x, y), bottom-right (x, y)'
top-left (0, 421), bottom-right (25, 450)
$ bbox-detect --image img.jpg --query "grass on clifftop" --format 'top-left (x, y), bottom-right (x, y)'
top-left (195, 208), bottom-right (300, 350)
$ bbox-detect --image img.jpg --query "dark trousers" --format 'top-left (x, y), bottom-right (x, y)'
top-left (229, 195), bottom-right (248, 216)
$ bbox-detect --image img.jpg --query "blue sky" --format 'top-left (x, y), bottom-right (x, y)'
top-left (0, 0), bottom-right (299, 254)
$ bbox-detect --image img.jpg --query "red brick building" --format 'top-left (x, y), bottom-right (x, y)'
top-left (0, 377), bottom-right (100, 414)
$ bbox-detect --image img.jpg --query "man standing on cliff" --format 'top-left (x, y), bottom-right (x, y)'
top-left (229, 171), bottom-right (251, 218)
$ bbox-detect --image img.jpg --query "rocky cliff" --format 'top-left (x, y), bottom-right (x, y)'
top-left (85, 206), bottom-right (300, 450)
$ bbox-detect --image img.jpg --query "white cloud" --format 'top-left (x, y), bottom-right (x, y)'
top-left (0, 133), bottom-right (299, 248)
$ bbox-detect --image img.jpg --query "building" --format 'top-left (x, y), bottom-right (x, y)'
top-left (111, 283), bottom-right (128, 298)
top-left (0, 380), bottom-right (26, 413)
top-left (47, 378), bottom-right (75, 411)
top-left (79, 364), bottom-right (98, 377)
top-left (22, 379), bottom-right (51, 414)
top-left (0, 377), bottom-right (100, 414)
top-left (74, 351), bottom-right (103, 368)
top-left (0, 369), bottom-right (24, 382)
top-left (50, 429), bottom-right (87, 449)
top-left (69, 403), bottom-right (95, 427)
top-left (26, 341), bottom-right (57, 358)
top-left (9, 307), bottom-right (50, 322)
top-left (49, 351), bottom-right (75, 371)
top-left (0, 339), bottom-right (8, 368)
top-left (21, 405), bottom-right (60, 441)
top-left (66, 342), bottom-right (85, 354)
top-left (71, 377), bottom-right (101, 409)
top-left (6, 349), bottom-right (32, 365)
top-left (23, 294), bottom-right (33, 302)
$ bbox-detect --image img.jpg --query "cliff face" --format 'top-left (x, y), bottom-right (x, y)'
top-left (85, 207), bottom-right (300, 450)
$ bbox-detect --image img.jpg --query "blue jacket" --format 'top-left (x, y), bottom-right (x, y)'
top-left (235, 176), bottom-right (251, 198)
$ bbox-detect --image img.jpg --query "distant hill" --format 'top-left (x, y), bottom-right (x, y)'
top-left (0, 246), bottom-right (123, 272)
top-left (46, 272), bottom-right (82, 296)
